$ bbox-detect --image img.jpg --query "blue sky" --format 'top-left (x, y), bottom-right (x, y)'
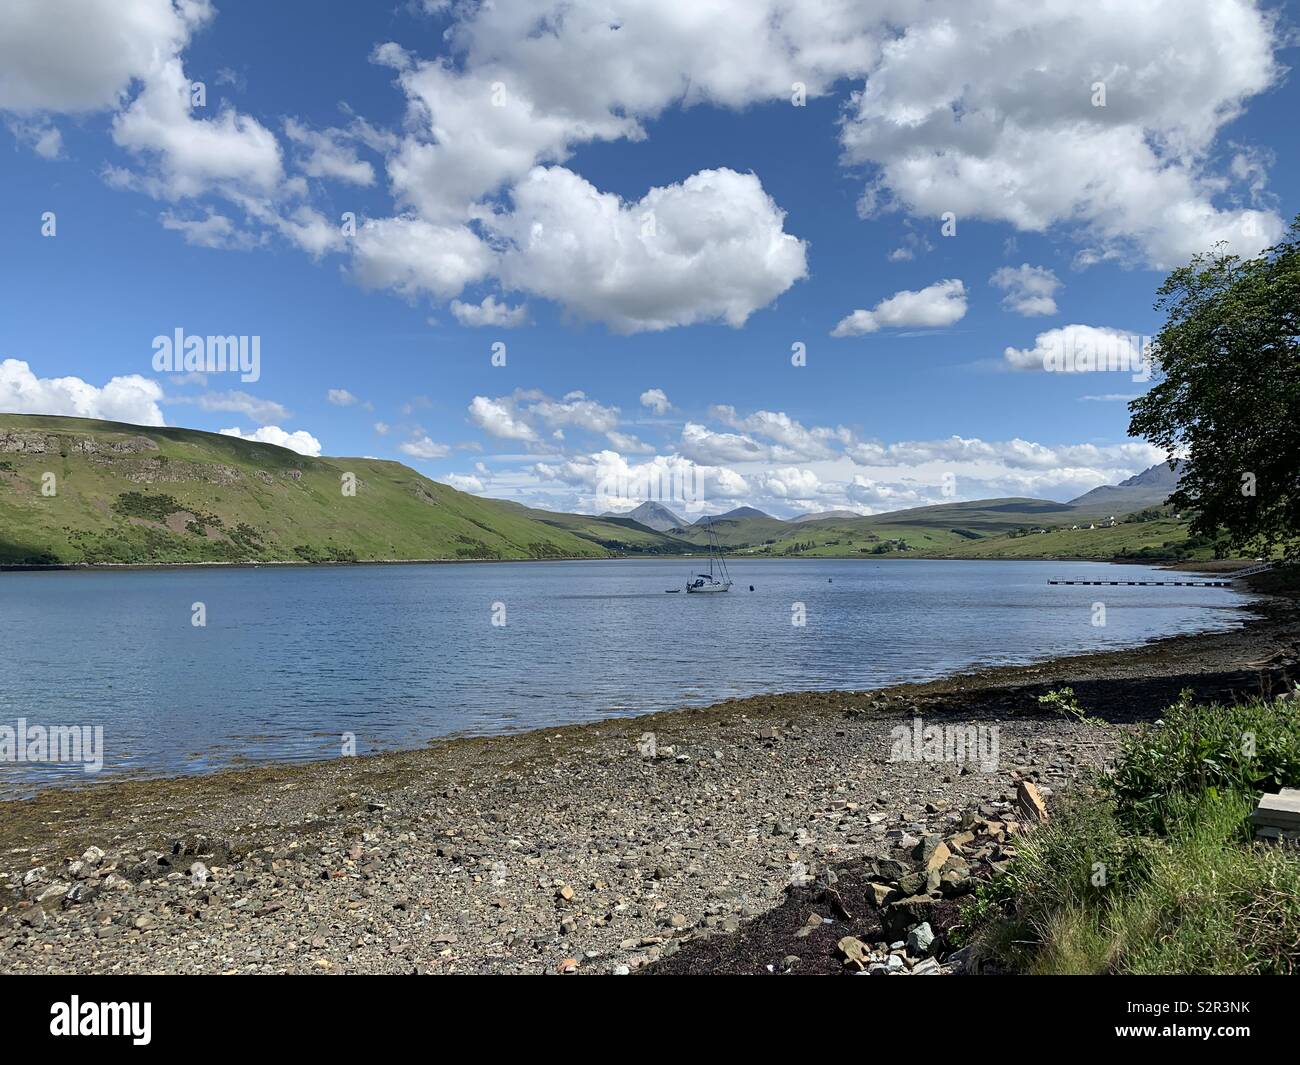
top-left (1, 0), bottom-right (1296, 517)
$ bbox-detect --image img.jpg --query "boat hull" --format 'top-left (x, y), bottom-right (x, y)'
top-left (686, 581), bottom-right (732, 593)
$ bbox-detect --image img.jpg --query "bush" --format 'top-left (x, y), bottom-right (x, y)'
top-left (1105, 692), bottom-right (1300, 834)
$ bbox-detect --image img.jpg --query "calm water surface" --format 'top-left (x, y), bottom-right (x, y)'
top-left (0, 559), bottom-right (1256, 793)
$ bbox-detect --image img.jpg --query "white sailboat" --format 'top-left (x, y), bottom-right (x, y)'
top-left (686, 519), bottom-right (733, 593)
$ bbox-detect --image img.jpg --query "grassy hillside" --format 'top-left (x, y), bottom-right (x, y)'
top-left (0, 413), bottom-right (1222, 565)
top-left (0, 414), bottom-right (613, 565)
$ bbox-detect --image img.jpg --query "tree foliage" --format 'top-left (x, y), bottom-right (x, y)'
top-left (1129, 218), bottom-right (1300, 558)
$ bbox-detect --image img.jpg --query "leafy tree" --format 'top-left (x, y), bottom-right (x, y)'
top-left (1129, 218), bottom-right (1300, 559)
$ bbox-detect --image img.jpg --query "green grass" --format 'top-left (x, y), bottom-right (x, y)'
top-left (0, 413), bottom-right (613, 564)
top-left (962, 694), bottom-right (1300, 974)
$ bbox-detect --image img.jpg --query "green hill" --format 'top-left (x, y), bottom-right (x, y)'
top-left (0, 414), bottom-right (614, 565)
top-left (0, 414), bottom-right (1216, 565)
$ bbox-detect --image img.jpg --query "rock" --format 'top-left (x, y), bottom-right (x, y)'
top-left (557, 958), bottom-right (579, 973)
top-left (906, 921), bottom-right (935, 956)
top-left (21, 867), bottom-right (46, 888)
top-left (133, 914), bottom-right (158, 930)
top-left (81, 846), bottom-right (106, 866)
top-left (556, 885), bottom-right (575, 902)
top-left (35, 881), bottom-right (70, 906)
top-left (1017, 781), bottom-right (1049, 822)
top-left (189, 862), bottom-right (210, 885)
top-left (866, 882), bottom-right (896, 909)
top-left (103, 873), bottom-right (133, 893)
top-left (837, 936), bottom-right (870, 970)
top-left (911, 957), bottom-right (942, 975)
top-left (867, 961), bottom-right (889, 975)
top-left (796, 912), bottom-right (823, 937)
top-left (881, 895), bottom-right (935, 940)
top-left (18, 905), bottom-right (46, 929)
top-left (885, 953), bottom-right (906, 973)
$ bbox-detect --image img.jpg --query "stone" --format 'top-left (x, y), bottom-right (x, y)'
top-left (81, 846), bottom-right (106, 866)
top-left (906, 921), bottom-right (936, 956)
top-left (35, 881), bottom-right (70, 905)
top-left (911, 957), bottom-right (942, 975)
top-left (21, 867), bottom-right (46, 888)
top-left (882, 895), bottom-right (935, 940)
top-left (796, 912), bottom-right (823, 937)
top-left (837, 935), bottom-right (870, 970)
top-left (885, 953), bottom-right (905, 973)
top-left (189, 862), bottom-right (210, 885)
top-left (1017, 781), bottom-right (1049, 822)
top-left (866, 882), bottom-right (896, 909)
top-left (556, 885), bottom-right (575, 902)
top-left (133, 914), bottom-right (158, 930)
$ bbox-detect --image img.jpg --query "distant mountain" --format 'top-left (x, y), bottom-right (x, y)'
top-left (1067, 461), bottom-right (1180, 515)
top-left (791, 509), bottom-right (863, 523)
top-left (600, 500), bottom-right (685, 532)
top-left (695, 506), bottom-right (772, 525)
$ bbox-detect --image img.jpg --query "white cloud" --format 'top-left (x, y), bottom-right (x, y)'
top-left (218, 424), bottom-right (322, 456)
top-left (0, 357), bottom-right (165, 425)
top-left (449, 295), bottom-right (528, 328)
top-left (990, 264), bottom-right (1061, 317)
top-left (679, 422), bottom-right (771, 465)
top-left (492, 166), bottom-right (807, 333)
top-left (327, 389), bottom-right (358, 406)
top-left (350, 217), bottom-right (492, 301)
top-left (284, 117), bottom-right (375, 186)
top-left (832, 279), bottom-right (967, 336)
top-left (0, 0), bottom-right (212, 113)
top-left (840, 0), bottom-right (1284, 267)
top-left (1004, 324), bottom-right (1147, 372)
top-left (443, 473), bottom-right (484, 493)
top-left (398, 435), bottom-right (451, 459)
top-left (605, 430), bottom-right (655, 454)
top-left (5, 117), bottom-right (64, 159)
top-left (160, 209), bottom-right (260, 250)
top-left (110, 55), bottom-right (283, 200)
top-left (710, 405), bottom-right (850, 461)
top-left (468, 395), bottom-right (538, 442)
top-left (639, 388), bottom-right (671, 415)
top-left (373, 421), bottom-right (390, 435)
top-left (183, 389), bottom-right (288, 425)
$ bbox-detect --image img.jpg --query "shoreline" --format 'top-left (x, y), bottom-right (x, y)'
top-left (1, 572), bottom-right (1292, 974)
top-left (0, 555), bottom-right (1264, 574)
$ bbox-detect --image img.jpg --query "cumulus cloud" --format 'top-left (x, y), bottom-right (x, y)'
top-left (639, 388), bottom-right (671, 415)
top-left (350, 217), bottom-right (492, 301)
top-left (840, 0), bottom-right (1284, 267)
top-left (443, 473), bottom-right (484, 493)
top-left (831, 279), bottom-right (967, 336)
top-left (449, 295), bottom-right (528, 328)
top-left (1004, 324), bottom-right (1149, 372)
top-left (491, 166), bottom-right (807, 333)
top-left (109, 55), bottom-right (283, 200)
top-left (398, 435), bottom-right (451, 459)
top-left (326, 389), bottom-right (358, 406)
top-left (468, 394), bottom-right (538, 442)
top-left (218, 424), bottom-right (322, 456)
top-left (990, 264), bottom-right (1061, 317)
top-left (0, 357), bottom-right (165, 425)
top-left (0, 0), bottom-right (211, 113)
